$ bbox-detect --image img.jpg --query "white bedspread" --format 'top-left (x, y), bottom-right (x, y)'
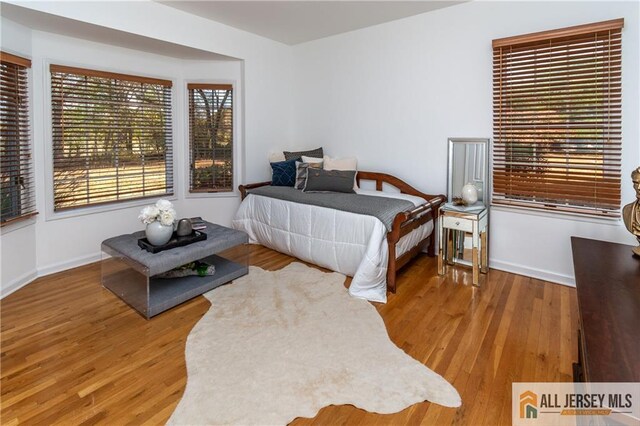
top-left (231, 189), bottom-right (433, 303)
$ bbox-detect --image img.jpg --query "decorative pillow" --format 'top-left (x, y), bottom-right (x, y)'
top-left (301, 155), bottom-right (323, 164)
top-left (303, 169), bottom-right (356, 194)
top-left (283, 147), bottom-right (324, 161)
top-left (270, 158), bottom-right (299, 187)
top-left (269, 152), bottom-right (286, 163)
top-left (323, 155), bottom-right (358, 189)
top-left (323, 155), bottom-right (357, 171)
top-left (295, 161), bottom-right (323, 190)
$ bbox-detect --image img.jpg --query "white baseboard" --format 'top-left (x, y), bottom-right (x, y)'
top-left (3, 252), bottom-right (576, 300)
top-left (489, 259), bottom-right (575, 287)
top-left (37, 252), bottom-right (102, 277)
top-left (1, 270), bottom-right (38, 298)
top-left (1, 252), bottom-right (103, 300)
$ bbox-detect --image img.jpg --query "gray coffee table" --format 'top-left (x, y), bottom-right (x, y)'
top-left (101, 221), bottom-right (248, 319)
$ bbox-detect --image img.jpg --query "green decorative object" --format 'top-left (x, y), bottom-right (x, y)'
top-left (156, 261), bottom-right (216, 279)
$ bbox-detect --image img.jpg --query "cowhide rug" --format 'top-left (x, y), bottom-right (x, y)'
top-left (168, 262), bottom-right (460, 425)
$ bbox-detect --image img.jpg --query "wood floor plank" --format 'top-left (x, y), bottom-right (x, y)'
top-left (1, 245), bottom-right (578, 425)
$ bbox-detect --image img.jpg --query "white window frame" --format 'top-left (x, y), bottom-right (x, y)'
top-left (42, 59), bottom-right (178, 221)
top-left (183, 78), bottom-right (242, 199)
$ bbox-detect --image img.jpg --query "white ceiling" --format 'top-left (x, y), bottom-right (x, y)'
top-left (0, 3), bottom-right (237, 60)
top-left (159, 1), bottom-right (465, 45)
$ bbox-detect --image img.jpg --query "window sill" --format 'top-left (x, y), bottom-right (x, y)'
top-left (1, 213), bottom-right (38, 235)
top-left (490, 204), bottom-right (622, 226)
top-left (46, 195), bottom-right (179, 222)
top-left (184, 191), bottom-right (240, 200)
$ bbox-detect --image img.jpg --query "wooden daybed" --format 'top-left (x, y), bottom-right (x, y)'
top-left (238, 171), bottom-right (445, 294)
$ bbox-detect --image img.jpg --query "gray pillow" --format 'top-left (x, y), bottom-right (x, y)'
top-left (303, 169), bottom-right (356, 194)
top-left (284, 147), bottom-right (323, 161)
top-left (295, 161), bottom-right (323, 190)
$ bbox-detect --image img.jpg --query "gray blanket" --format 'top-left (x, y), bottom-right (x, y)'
top-left (248, 186), bottom-right (416, 231)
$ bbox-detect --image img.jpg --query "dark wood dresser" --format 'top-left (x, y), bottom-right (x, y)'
top-left (571, 237), bottom-right (640, 382)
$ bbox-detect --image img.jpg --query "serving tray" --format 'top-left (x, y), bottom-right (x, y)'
top-left (138, 231), bottom-right (207, 254)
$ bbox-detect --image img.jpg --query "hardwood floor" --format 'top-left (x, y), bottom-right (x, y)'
top-left (1, 245), bottom-right (578, 425)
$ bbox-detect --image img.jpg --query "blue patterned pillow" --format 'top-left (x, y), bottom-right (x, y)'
top-left (271, 158), bottom-right (299, 187)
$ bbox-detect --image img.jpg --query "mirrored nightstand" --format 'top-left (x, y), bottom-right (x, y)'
top-left (437, 205), bottom-right (489, 286)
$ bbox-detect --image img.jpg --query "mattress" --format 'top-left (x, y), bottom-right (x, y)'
top-left (231, 189), bottom-right (434, 303)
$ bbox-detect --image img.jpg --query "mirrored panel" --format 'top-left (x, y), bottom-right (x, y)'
top-left (447, 138), bottom-right (490, 205)
top-left (444, 228), bottom-right (479, 267)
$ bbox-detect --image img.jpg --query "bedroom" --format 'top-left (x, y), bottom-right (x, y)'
top-left (1, 0), bottom-right (639, 424)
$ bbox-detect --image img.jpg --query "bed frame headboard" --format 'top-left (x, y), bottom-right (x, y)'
top-left (356, 171), bottom-right (444, 203)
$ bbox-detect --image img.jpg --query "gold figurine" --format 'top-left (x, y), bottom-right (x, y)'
top-left (622, 166), bottom-right (640, 257)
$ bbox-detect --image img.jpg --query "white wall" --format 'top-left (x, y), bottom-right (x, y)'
top-left (0, 1), bottom-right (293, 295)
top-left (0, 18), bottom-right (38, 295)
top-left (2, 1), bottom-right (638, 294)
top-left (7, 0), bottom-right (294, 183)
top-left (0, 28), bottom-right (246, 294)
top-left (292, 1), bottom-right (640, 285)
top-left (29, 32), bottom-right (245, 277)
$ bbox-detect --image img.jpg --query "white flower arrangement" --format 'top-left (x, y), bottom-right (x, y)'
top-left (139, 199), bottom-right (177, 226)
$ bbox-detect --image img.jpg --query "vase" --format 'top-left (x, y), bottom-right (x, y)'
top-left (461, 183), bottom-right (479, 205)
top-left (145, 221), bottom-right (174, 246)
top-left (176, 218), bottom-right (193, 237)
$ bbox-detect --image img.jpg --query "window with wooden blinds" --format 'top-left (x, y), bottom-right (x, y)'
top-left (492, 19), bottom-right (624, 217)
top-left (1, 52), bottom-right (36, 226)
top-left (50, 65), bottom-right (173, 211)
top-left (187, 84), bottom-right (233, 193)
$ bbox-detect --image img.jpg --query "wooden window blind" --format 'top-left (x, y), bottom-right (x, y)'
top-left (51, 65), bottom-right (173, 211)
top-left (187, 83), bottom-right (233, 193)
top-left (1, 52), bottom-right (36, 226)
top-left (492, 19), bottom-right (624, 217)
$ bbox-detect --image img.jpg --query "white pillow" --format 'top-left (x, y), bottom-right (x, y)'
top-left (323, 155), bottom-right (358, 189)
top-left (301, 155), bottom-right (323, 164)
top-left (323, 155), bottom-right (357, 171)
top-left (269, 152), bottom-right (286, 163)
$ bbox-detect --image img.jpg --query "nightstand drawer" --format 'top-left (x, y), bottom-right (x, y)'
top-left (442, 215), bottom-right (473, 233)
